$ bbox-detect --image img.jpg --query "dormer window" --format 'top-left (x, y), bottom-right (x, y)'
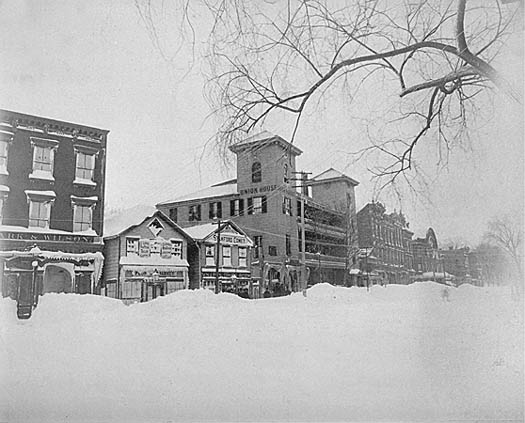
top-left (29, 137), bottom-right (59, 182)
top-left (251, 161), bottom-right (262, 183)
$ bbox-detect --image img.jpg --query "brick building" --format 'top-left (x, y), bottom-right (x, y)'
top-left (157, 132), bottom-right (359, 295)
top-left (356, 202), bottom-right (413, 284)
top-left (0, 109), bottom-right (108, 318)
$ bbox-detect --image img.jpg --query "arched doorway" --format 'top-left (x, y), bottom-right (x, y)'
top-left (43, 263), bottom-right (74, 294)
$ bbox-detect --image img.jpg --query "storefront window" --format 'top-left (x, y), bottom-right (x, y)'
top-left (122, 280), bottom-right (141, 299)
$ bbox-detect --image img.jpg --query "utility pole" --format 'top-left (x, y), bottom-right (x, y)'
top-left (291, 171), bottom-right (311, 296)
top-left (214, 219), bottom-right (222, 294)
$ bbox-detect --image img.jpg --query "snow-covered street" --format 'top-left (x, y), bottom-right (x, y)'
top-left (1, 282), bottom-right (523, 422)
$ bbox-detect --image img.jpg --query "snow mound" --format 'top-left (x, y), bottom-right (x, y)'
top-left (1, 283), bottom-right (522, 423)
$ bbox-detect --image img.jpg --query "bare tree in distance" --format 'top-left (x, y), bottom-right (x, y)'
top-left (136, 0), bottom-right (522, 193)
top-left (484, 215), bottom-right (524, 297)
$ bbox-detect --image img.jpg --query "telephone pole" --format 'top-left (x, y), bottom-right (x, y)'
top-left (292, 171), bottom-right (311, 296)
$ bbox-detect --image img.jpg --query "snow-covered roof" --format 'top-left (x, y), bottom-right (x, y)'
top-left (0, 185), bottom-right (9, 192)
top-left (119, 255), bottom-right (189, 267)
top-left (157, 180), bottom-right (238, 205)
top-left (183, 221), bottom-right (253, 245)
top-left (310, 168), bottom-right (359, 186)
top-left (182, 222), bottom-right (218, 241)
top-left (228, 131), bottom-right (302, 156)
top-left (103, 210), bottom-right (193, 242)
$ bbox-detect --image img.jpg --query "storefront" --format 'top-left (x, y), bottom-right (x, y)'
top-left (0, 246), bottom-right (103, 319)
top-left (102, 210), bottom-right (194, 305)
top-left (116, 256), bottom-right (189, 305)
top-left (183, 220), bottom-right (254, 298)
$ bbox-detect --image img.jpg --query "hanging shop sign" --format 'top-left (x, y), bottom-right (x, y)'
top-left (139, 239), bottom-right (151, 257)
top-left (161, 242), bottom-right (172, 259)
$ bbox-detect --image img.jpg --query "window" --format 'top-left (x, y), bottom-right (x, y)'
top-left (222, 246), bottom-right (232, 266)
top-left (286, 234), bottom-right (291, 256)
top-left (75, 151), bottom-right (95, 181)
top-left (248, 196), bottom-right (266, 215)
top-left (147, 218), bottom-right (164, 237)
top-left (189, 204), bottom-right (201, 221)
top-left (26, 190), bottom-right (55, 229)
top-left (71, 196), bottom-right (97, 233)
top-left (230, 199), bottom-right (244, 216)
top-left (122, 281), bottom-right (142, 299)
top-left (283, 163), bottom-right (289, 183)
top-left (268, 246), bottom-right (277, 256)
top-left (251, 161), bottom-right (262, 183)
top-left (209, 201), bottom-right (222, 219)
top-left (169, 208), bottom-right (178, 223)
top-left (29, 138), bottom-right (59, 181)
top-left (171, 240), bottom-right (183, 258)
top-left (29, 200), bottom-right (51, 228)
top-left (253, 235), bottom-right (262, 259)
top-left (205, 245), bottom-right (215, 266)
top-left (126, 237), bottom-right (139, 255)
top-left (73, 205), bottom-right (92, 232)
top-left (282, 197), bottom-right (292, 216)
top-left (238, 247), bottom-right (247, 267)
top-left (0, 140), bottom-right (9, 175)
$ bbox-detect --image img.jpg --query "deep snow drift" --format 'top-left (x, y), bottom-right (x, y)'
top-left (1, 282), bottom-right (523, 422)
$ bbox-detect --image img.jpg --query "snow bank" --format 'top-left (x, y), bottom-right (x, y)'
top-left (1, 282), bottom-right (523, 422)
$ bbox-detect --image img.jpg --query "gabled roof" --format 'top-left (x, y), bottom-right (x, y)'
top-left (228, 131), bottom-right (302, 156)
top-left (183, 219), bottom-right (253, 246)
top-left (103, 210), bottom-right (193, 242)
top-left (156, 179), bottom-right (238, 206)
top-left (310, 168), bottom-right (359, 186)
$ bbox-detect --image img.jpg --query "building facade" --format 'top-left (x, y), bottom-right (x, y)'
top-left (157, 132), bottom-right (359, 294)
top-left (0, 109), bottom-right (108, 318)
top-left (102, 211), bottom-right (196, 304)
top-left (356, 202), bottom-right (413, 285)
top-left (411, 227), bottom-right (445, 281)
top-left (183, 220), bottom-right (254, 296)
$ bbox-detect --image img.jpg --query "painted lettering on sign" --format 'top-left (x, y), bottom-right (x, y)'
top-left (0, 231), bottom-right (93, 243)
top-left (211, 234), bottom-right (248, 245)
top-left (239, 184), bottom-right (277, 196)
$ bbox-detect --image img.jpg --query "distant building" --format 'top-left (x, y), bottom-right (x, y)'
top-left (439, 247), bottom-right (470, 284)
top-left (157, 132), bottom-right (359, 295)
top-left (183, 220), bottom-right (254, 297)
top-left (356, 202), bottom-right (413, 284)
top-left (102, 210), bottom-right (196, 304)
top-left (0, 109), bottom-right (108, 318)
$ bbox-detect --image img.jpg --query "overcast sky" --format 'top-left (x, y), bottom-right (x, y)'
top-left (1, 0), bottom-right (523, 245)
